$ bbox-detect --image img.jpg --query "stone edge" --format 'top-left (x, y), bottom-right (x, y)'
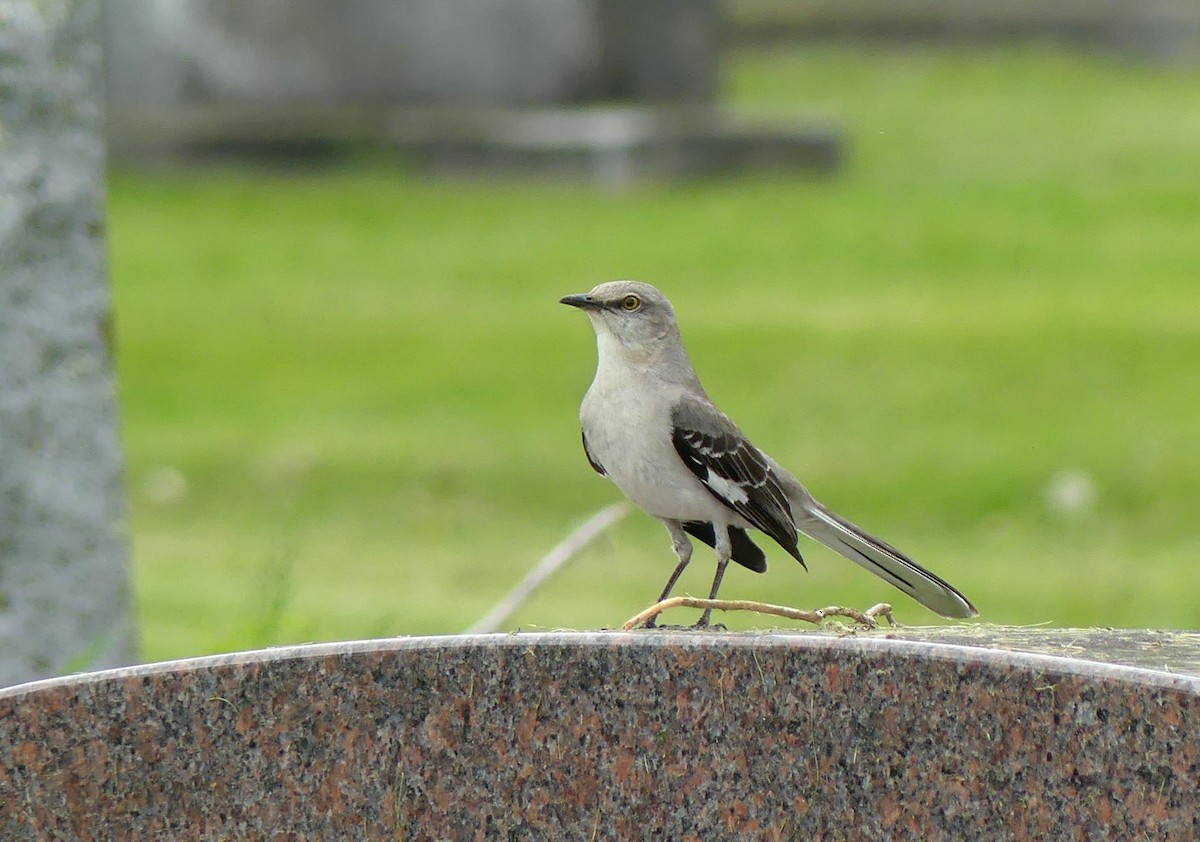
top-left (3, 630), bottom-right (1199, 701)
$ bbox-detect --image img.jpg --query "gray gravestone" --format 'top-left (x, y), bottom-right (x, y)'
top-left (0, 0), bottom-right (134, 686)
top-left (102, 0), bottom-right (719, 110)
top-left (101, 0), bottom-right (821, 185)
top-left (732, 0), bottom-right (1200, 61)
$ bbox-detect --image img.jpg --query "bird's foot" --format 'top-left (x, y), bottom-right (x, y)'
top-left (638, 620), bottom-right (693, 631)
top-left (637, 614), bottom-right (726, 631)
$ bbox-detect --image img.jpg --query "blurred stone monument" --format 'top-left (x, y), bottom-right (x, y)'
top-left (0, 0), bottom-right (135, 686)
top-left (732, 0), bottom-right (1200, 61)
top-left (103, 0), bottom-right (840, 181)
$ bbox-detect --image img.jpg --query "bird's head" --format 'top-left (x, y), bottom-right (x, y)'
top-left (560, 281), bottom-right (681, 361)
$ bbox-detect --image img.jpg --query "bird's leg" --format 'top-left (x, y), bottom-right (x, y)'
top-left (695, 527), bottom-right (732, 629)
top-left (643, 520), bottom-right (693, 629)
top-left (658, 522), bottom-right (694, 602)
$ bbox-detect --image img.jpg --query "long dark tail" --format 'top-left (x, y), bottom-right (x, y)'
top-left (795, 500), bottom-right (977, 619)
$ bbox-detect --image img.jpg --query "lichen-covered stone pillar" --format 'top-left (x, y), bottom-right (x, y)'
top-left (0, 0), bottom-right (134, 685)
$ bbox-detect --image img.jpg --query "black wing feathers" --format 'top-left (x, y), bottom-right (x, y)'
top-left (581, 430), bottom-right (606, 476)
top-left (671, 398), bottom-right (806, 567)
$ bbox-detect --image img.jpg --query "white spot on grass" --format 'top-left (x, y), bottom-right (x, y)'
top-left (1044, 470), bottom-right (1097, 517)
top-left (143, 466), bottom-right (188, 505)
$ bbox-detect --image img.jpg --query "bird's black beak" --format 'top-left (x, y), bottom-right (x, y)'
top-left (560, 293), bottom-right (600, 310)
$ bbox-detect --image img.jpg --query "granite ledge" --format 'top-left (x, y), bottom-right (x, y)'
top-left (2, 628), bottom-right (1198, 840)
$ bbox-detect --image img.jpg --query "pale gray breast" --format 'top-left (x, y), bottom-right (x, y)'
top-left (581, 378), bottom-right (735, 522)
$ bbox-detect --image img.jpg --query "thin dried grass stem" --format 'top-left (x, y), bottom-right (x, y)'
top-left (621, 597), bottom-right (895, 631)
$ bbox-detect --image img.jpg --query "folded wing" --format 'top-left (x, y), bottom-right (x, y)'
top-left (670, 395), bottom-right (805, 568)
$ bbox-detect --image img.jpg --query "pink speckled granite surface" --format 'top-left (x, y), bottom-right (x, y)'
top-left (1, 629), bottom-right (1198, 839)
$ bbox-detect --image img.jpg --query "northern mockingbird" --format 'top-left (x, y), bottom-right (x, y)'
top-left (561, 280), bottom-right (977, 626)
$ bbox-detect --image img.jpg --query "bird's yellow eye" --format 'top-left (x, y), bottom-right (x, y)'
top-left (621, 294), bottom-right (641, 311)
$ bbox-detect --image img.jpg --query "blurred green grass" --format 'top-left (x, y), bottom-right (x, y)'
top-left (110, 45), bottom-right (1200, 662)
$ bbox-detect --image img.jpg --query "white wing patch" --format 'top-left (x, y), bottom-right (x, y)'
top-left (704, 469), bottom-right (750, 505)
top-left (670, 397), bottom-right (804, 561)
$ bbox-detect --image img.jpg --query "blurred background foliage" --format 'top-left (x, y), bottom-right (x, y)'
top-left (110, 43), bottom-right (1200, 662)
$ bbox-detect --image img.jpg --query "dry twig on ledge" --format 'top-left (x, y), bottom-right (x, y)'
top-left (621, 598), bottom-right (895, 632)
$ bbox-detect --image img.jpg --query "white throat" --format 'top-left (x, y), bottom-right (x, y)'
top-left (594, 323), bottom-right (647, 367)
